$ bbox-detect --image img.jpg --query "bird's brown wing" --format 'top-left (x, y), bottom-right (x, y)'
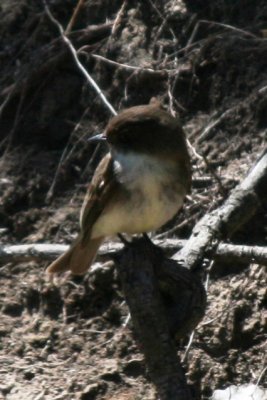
top-left (46, 153), bottom-right (119, 275)
top-left (79, 153), bottom-right (118, 244)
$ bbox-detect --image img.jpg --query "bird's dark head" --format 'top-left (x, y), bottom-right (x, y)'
top-left (105, 103), bottom-right (187, 158)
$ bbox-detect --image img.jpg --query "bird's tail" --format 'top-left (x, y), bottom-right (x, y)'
top-left (46, 236), bottom-right (104, 275)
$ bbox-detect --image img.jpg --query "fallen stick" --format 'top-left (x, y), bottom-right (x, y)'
top-left (1, 240), bottom-right (267, 266)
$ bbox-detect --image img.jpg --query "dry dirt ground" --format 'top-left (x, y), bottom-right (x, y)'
top-left (0, 1), bottom-right (266, 399)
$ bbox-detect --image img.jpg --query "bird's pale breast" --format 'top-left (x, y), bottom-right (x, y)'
top-left (91, 151), bottom-right (186, 238)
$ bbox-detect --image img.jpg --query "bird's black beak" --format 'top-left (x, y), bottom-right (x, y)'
top-left (88, 133), bottom-right (106, 143)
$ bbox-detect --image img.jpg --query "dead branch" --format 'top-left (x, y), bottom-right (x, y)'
top-left (65, 0), bottom-right (86, 34)
top-left (1, 240), bottom-right (267, 266)
top-left (187, 19), bottom-right (258, 48)
top-left (174, 149), bottom-right (267, 270)
top-left (213, 243), bottom-right (267, 265)
top-left (0, 244), bottom-right (69, 265)
top-left (91, 54), bottom-right (162, 73)
top-left (110, 0), bottom-right (127, 37)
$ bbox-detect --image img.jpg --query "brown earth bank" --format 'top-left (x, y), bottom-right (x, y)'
top-left (0, 1), bottom-right (266, 399)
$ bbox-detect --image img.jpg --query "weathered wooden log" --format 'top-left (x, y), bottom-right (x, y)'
top-left (113, 238), bottom-right (204, 400)
top-left (174, 149), bottom-right (267, 270)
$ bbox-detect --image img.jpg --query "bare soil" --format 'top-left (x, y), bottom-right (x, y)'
top-left (0, 1), bottom-right (266, 399)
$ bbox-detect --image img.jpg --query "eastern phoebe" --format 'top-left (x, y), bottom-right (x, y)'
top-left (47, 102), bottom-right (191, 275)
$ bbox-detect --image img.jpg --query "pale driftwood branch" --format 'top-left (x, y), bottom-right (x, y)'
top-left (1, 240), bottom-right (267, 266)
top-left (212, 243), bottom-right (267, 265)
top-left (0, 244), bottom-right (69, 265)
top-left (0, 240), bottom-right (180, 264)
top-left (174, 149), bottom-right (267, 270)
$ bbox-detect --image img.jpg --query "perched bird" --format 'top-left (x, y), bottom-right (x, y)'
top-left (47, 102), bottom-right (191, 275)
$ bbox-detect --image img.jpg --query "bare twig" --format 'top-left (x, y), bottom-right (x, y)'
top-left (155, 212), bottom-right (200, 240)
top-left (256, 365), bottom-right (267, 386)
top-left (187, 19), bottom-right (258, 48)
top-left (147, 0), bottom-right (177, 43)
top-left (0, 86), bottom-right (16, 118)
top-left (158, 38), bottom-right (206, 67)
top-left (90, 53), bottom-right (186, 77)
top-left (259, 85), bottom-right (267, 94)
top-left (4, 86), bottom-right (27, 154)
top-left (65, 0), bottom-right (86, 34)
top-left (43, 0), bottom-right (117, 117)
top-left (45, 107), bottom-right (90, 202)
top-left (201, 153), bottom-right (227, 196)
top-left (182, 331), bottom-right (195, 362)
top-left (81, 142), bottom-right (103, 180)
top-left (186, 136), bottom-right (227, 195)
top-left (91, 54), bottom-right (156, 72)
top-left (186, 139), bottom-right (203, 160)
top-left (111, 0), bottom-right (127, 37)
top-left (197, 107), bottom-right (236, 143)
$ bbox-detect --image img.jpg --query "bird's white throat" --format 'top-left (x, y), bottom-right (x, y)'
top-left (112, 149), bottom-right (176, 191)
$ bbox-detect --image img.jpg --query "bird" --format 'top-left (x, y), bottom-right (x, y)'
top-left (46, 101), bottom-right (191, 275)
